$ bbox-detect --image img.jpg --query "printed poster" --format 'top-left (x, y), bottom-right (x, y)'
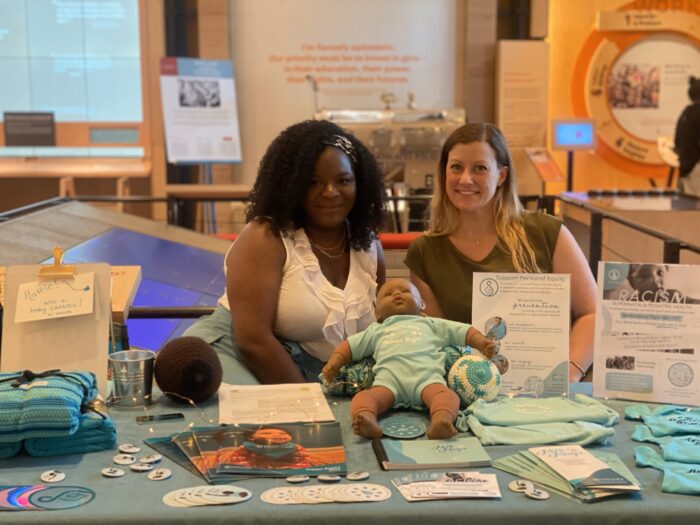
top-left (593, 262), bottom-right (700, 406)
top-left (159, 57), bottom-right (242, 163)
top-left (472, 272), bottom-right (570, 397)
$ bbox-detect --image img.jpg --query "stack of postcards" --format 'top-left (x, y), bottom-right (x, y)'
top-left (494, 445), bottom-right (641, 502)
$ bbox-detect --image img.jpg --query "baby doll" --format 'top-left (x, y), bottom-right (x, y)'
top-left (322, 278), bottom-right (497, 440)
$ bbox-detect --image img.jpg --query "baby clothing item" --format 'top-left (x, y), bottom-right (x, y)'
top-left (625, 404), bottom-right (700, 437)
top-left (347, 315), bottom-right (469, 408)
top-left (320, 345), bottom-right (466, 396)
top-left (24, 411), bottom-right (116, 457)
top-left (466, 394), bottom-right (620, 427)
top-left (461, 416), bottom-right (615, 446)
top-left (632, 425), bottom-right (700, 464)
top-left (635, 446), bottom-right (700, 496)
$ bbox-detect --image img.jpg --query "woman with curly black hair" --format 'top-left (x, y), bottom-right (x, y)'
top-left (184, 120), bottom-right (386, 384)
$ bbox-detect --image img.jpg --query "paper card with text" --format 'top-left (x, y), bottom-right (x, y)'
top-left (14, 272), bottom-right (95, 323)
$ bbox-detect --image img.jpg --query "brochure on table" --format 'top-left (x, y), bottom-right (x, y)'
top-left (159, 57), bottom-right (242, 163)
top-left (593, 262), bottom-right (700, 406)
top-left (471, 272), bottom-right (570, 396)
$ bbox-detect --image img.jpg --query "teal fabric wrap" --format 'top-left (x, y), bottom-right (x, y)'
top-left (24, 412), bottom-right (116, 457)
top-left (0, 440), bottom-right (22, 459)
top-left (0, 371), bottom-right (98, 443)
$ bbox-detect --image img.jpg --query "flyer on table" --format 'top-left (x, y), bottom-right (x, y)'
top-left (160, 57), bottom-right (242, 163)
top-left (471, 272), bottom-right (570, 397)
top-left (593, 262), bottom-right (700, 406)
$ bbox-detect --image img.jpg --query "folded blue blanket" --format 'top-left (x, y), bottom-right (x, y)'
top-left (0, 371), bottom-right (98, 443)
top-left (0, 440), bottom-right (22, 459)
top-left (24, 412), bottom-right (116, 457)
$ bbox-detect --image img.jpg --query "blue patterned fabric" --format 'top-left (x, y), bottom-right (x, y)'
top-left (24, 412), bottom-right (116, 457)
top-left (0, 440), bottom-right (22, 459)
top-left (0, 371), bottom-right (98, 443)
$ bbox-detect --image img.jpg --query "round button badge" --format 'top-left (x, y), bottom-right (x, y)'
top-left (113, 454), bottom-right (136, 465)
top-left (317, 474), bottom-right (341, 483)
top-left (508, 479), bottom-right (534, 493)
top-left (139, 453), bottom-right (162, 464)
top-left (525, 487), bottom-right (550, 500)
top-left (118, 443), bottom-right (141, 454)
top-left (346, 471), bottom-right (370, 481)
top-left (285, 475), bottom-right (310, 484)
top-left (101, 467), bottom-right (126, 478)
top-left (130, 463), bottom-right (154, 472)
top-left (148, 468), bottom-right (172, 481)
top-left (40, 470), bottom-right (66, 483)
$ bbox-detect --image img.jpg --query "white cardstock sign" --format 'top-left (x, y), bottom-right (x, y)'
top-left (471, 272), bottom-right (571, 397)
top-left (15, 272), bottom-right (95, 323)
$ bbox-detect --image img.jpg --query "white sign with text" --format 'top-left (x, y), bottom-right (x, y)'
top-left (472, 272), bottom-right (570, 397)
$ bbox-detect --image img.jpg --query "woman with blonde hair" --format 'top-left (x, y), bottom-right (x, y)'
top-left (405, 123), bottom-right (596, 381)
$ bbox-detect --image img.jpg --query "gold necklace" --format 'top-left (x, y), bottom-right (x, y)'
top-left (311, 239), bottom-right (347, 258)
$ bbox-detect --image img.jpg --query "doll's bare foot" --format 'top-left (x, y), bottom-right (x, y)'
top-left (352, 411), bottom-right (383, 439)
top-left (427, 410), bottom-right (458, 439)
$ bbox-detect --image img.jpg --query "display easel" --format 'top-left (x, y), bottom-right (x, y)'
top-left (0, 248), bottom-right (112, 396)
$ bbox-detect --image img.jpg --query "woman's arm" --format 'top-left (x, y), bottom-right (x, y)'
top-left (375, 239), bottom-right (386, 289)
top-left (552, 225), bottom-right (597, 381)
top-left (226, 221), bottom-right (306, 383)
top-left (409, 271), bottom-right (446, 318)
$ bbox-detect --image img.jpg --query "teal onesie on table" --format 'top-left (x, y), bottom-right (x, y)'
top-left (347, 315), bottom-right (469, 409)
top-left (625, 404), bottom-right (700, 437)
top-left (635, 446), bottom-right (700, 495)
top-left (632, 426), bottom-right (700, 464)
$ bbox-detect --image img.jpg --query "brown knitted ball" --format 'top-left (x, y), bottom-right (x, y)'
top-left (154, 336), bottom-right (222, 403)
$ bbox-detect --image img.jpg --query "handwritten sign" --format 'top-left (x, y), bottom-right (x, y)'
top-left (14, 272), bottom-right (95, 323)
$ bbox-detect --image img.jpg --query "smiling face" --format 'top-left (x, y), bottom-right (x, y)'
top-left (444, 141), bottom-right (507, 213)
top-left (303, 147), bottom-right (356, 232)
top-left (375, 278), bottom-right (423, 322)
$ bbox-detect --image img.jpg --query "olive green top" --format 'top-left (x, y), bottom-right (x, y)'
top-left (404, 211), bottom-right (562, 324)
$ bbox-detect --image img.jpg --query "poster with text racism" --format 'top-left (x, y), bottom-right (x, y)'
top-left (593, 262), bottom-right (700, 406)
top-left (472, 273), bottom-right (570, 397)
top-left (160, 57), bottom-right (242, 163)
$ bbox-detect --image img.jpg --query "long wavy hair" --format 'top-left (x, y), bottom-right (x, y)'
top-left (246, 120), bottom-right (385, 250)
top-left (428, 123), bottom-right (540, 273)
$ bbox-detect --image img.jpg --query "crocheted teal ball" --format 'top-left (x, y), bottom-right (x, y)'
top-left (447, 354), bottom-right (501, 406)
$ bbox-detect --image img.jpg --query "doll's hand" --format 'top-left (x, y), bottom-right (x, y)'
top-left (481, 338), bottom-right (499, 360)
top-left (322, 363), bottom-right (339, 384)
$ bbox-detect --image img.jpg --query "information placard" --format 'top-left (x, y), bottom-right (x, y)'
top-left (593, 262), bottom-right (700, 406)
top-left (159, 57), bottom-right (242, 164)
top-left (472, 273), bottom-right (570, 397)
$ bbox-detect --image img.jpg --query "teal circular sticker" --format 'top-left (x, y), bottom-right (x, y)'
top-left (380, 414), bottom-right (427, 439)
top-left (29, 486), bottom-right (95, 510)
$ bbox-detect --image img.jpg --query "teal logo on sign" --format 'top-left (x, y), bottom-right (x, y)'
top-left (479, 278), bottom-right (499, 297)
top-left (603, 263), bottom-right (630, 291)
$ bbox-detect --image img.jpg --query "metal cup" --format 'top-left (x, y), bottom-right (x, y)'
top-left (108, 349), bottom-right (155, 407)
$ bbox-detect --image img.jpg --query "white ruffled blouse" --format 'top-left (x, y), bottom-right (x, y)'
top-left (219, 228), bottom-right (379, 361)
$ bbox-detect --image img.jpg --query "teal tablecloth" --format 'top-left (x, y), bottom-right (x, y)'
top-left (1, 385), bottom-right (698, 524)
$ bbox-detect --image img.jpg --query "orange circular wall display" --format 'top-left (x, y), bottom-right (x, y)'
top-left (571, 1), bottom-right (700, 178)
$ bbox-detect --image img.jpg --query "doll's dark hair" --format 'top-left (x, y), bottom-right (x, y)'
top-left (689, 76), bottom-right (700, 101)
top-left (246, 120), bottom-right (385, 250)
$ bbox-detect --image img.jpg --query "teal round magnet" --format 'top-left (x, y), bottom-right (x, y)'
top-left (379, 414), bottom-right (427, 439)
